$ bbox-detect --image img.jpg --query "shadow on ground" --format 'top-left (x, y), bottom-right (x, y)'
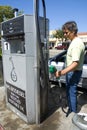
top-left (48, 84), bottom-right (67, 116)
top-left (47, 83), bottom-right (87, 118)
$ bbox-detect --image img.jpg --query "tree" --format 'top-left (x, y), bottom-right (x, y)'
top-left (0, 6), bottom-right (14, 22)
top-left (53, 29), bottom-right (64, 42)
top-left (0, 6), bottom-right (24, 22)
top-left (0, 6), bottom-right (14, 39)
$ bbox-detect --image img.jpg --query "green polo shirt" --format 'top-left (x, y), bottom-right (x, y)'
top-left (66, 37), bottom-right (85, 70)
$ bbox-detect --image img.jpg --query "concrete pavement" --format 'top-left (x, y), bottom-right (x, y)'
top-left (0, 85), bottom-right (87, 130)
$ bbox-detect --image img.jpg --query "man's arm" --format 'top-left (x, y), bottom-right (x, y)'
top-left (55, 61), bottom-right (79, 77)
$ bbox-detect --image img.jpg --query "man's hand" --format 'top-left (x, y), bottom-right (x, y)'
top-left (55, 71), bottom-right (61, 78)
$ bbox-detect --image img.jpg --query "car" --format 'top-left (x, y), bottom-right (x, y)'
top-left (55, 41), bottom-right (70, 50)
top-left (55, 45), bottom-right (66, 50)
top-left (48, 46), bottom-right (87, 89)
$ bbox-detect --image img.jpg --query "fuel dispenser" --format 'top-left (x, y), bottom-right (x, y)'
top-left (1, 0), bottom-right (49, 124)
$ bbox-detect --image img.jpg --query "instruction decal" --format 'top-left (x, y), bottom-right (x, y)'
top-left (6, 82), bottom-right (26, 115)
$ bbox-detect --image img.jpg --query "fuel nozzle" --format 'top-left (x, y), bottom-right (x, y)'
top-left (49, 65), bottom-right (57, 74)
top-left (49, 65), bottom-right (60, 81)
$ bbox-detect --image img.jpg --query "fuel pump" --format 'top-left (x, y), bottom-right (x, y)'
top-left (34, 0), bottom-right (49, 123)
top-left (1, 0), bottom-right (49, 124)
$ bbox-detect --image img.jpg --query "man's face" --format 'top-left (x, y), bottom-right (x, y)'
top-left (63, 29), bottom-right (70, 38)
top-left (63, 29), bottom-right (74, 40)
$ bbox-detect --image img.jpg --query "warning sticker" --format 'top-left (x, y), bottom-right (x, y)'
top-left (6, 82), bottom-right (26, 115)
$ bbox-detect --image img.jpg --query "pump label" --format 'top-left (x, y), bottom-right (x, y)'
top-left (4, 42), bottom-right (10, 50)
top-left (6, 82), bottom-right (26, 115)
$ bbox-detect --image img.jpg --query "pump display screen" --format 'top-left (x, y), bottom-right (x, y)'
top-left (2, 15), bottom-right (24, 36)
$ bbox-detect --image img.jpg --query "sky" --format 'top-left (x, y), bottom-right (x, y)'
top-left (0, 0), bottom-right (87, 33)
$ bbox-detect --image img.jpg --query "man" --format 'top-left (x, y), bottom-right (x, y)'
top-left (55, 21), bottom-right (85, 117)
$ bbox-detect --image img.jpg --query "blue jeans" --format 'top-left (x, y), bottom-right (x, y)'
top-left (66, 70), bottom-right (82, 112)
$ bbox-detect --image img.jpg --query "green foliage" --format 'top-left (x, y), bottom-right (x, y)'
top-left (53, 29), bottom-right (64, 41)
top-left (18, 10), bottom-right (24, 16)
top-left (0, 6), bottom-right (14, 22)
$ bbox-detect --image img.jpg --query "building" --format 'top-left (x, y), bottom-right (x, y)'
top-left (49, 30), bottom-right (87, 48)
top-left (78, 32), bottom-right (87, 45)
top-left (49, 30), bottom-right (57, 47)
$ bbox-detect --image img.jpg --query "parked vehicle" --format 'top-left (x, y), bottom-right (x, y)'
top-left (55, 41), bottom-right (70, 50)
top-left (55, 45), bottom-right (67, 50)
top-left (48, 46), bottom-right (87, 89)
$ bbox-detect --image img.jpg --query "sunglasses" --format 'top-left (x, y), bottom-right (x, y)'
top-left (63, 32), bottom-right (69, 35)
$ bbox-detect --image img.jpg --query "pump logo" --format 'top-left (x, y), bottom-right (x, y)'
top-left (11, 68), bottom-right (17, 82)
top-left (9, 57), bottom-right (17, 82)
